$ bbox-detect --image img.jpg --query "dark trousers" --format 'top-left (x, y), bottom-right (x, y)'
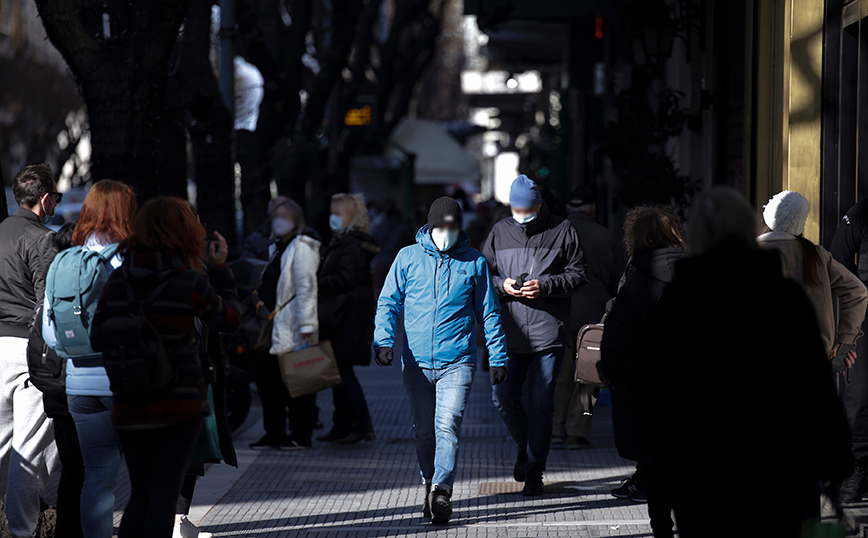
top-left (117, 415), bottom-right (204, 538)
top-left (257, 353), bottom-right (315, 444)
top-left (175, 475), bottom-right (198, 515)
top-left (637, 461), bottom-right (674, 538)
top-left (841, 324), bottom-right (868, 462)
top-left (53, 415), bottom-right (84, 538)
top-left (492, 348), bottom-right (564, 478)
top-left (330, 364), bottom-right (373, 436)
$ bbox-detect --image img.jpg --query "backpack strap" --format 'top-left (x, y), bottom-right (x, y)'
top-left (97, 243), bottom-right (119, 261)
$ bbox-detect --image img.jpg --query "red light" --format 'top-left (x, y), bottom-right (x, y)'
top-left (595, 15), bottom-right (603, 39)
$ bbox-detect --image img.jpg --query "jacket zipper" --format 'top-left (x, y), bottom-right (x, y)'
top-left (431, 253), bottom-right (443, 368)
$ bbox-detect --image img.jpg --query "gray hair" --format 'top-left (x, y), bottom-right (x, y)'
top-left (331, 193), bottom-right (369, 233)
top-left (686, 187), bottom-right (757, 255)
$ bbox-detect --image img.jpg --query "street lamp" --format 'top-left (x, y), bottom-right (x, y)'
top-left (633, 11), bottom-right (677, 71)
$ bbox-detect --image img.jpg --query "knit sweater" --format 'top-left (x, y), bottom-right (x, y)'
top-left (92, 251), bottom-right (241, 429)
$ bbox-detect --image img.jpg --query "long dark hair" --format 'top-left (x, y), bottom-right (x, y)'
top-left (624, 205), bottom-right (687, 256)
top-left (758, 223), bottom-right (821, 287)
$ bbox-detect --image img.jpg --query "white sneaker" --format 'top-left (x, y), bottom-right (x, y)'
top-left (179, 516), bottom-right (213, 538)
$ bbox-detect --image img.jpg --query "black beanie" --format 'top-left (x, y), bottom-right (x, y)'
top-left (428, 197), bottom-right (463, 229)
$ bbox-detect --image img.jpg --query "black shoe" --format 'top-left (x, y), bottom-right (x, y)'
top-left (522, 476), bottom-right (544, 496)
top-left (336, 432), bottom-right (376, 445)
top-left (841, 465), bottom-right (867, 505)
top-left (566, 436), bottom-right (592, 450)
top-left (628, 484), bottom-right (647, 503)
top-left (422, 484), bottom-right (432, 519)
top-left (611, 476), bottom-right (638, 499)
top-left (316, 430), bottom-right (348, 443)
top-left (249, 435), bottom-right (282, 450)
top-left (429, 486), bottom-right (452, 525)
top-left (514, 449), bottom-right (528, 482)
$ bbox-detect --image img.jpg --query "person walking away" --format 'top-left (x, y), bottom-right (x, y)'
top-left (599, 206), bottom-right (688, 536)
top-left (0, 164), bottom-right (60, 538)
top-left (249, 198), bottom-right (320, 449)
top-left (317, 193), bottom-right (379, 444)
top-left (29, 222), bottom-right (84, 538)
top-left (553, 186), bottom-right (625, 449)
top-left (43, 180), bottom-right (137, 538)
top-left (830, 197), bottom-right (868, 503)
top-left (759, 191), bottom-right (866, 375)
top-left (651, 188), bottom-right (851, 537)
top-left (91, 197), bottom-right (241, 538)
top-left (375, 197), bottom-right (509, 525)
top-left (482, 175), bottom-right (587, 496)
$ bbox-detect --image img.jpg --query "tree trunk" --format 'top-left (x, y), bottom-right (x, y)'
top-left (35, 0), bottom-right (192, 200)
top-left (177, 0), bottom-right (237, 249)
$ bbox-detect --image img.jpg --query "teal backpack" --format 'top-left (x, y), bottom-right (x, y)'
top-left (45, 244), bottom-right (119, 360)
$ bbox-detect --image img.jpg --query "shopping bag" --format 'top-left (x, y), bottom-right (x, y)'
top-left (193, 385), bottom-right (223, 461)
top-left (277, 341), bottom-right (342, 398)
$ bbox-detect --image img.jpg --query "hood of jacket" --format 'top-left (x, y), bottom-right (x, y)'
top-left (631, 247), bottom-right (688, 285)
top-left (330, 229), bottom-right (381, 264)
top-left (415, 224), bottom-right (471, 257)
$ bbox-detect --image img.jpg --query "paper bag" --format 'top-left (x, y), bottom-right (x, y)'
top-left (278, 341), bottom-right (342, 398)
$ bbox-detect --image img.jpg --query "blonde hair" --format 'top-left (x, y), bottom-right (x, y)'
top-left (331, 193), bottom-right (369, 233)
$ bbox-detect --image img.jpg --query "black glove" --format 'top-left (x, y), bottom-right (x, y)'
top-left (490, 366), bottom-right (508, 385)
top-left (375, 346), bottom-right (394, 367)
top-left (832, 343), bottom-right (857, 373)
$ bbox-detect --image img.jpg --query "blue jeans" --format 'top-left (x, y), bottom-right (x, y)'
top-left (492, 348), bottom-right (563, 479)
top-left (68, 395), bottom-right (123, 538)
top-left (402, 362), bottom-right (475, 494)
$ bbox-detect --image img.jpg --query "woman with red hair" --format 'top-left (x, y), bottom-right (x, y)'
top-left (42, 179), bottom-right (137, 538)
top-left (91, 197), bottom-right (241, 538)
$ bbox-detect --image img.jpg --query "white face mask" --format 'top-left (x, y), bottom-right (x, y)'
top-left (329, 214), bottom-right (345, 232)
top-left (272, 218), bottom-right (296, 237)
top-left (431, 227), bottom-right (459, 251)
top-left (512, 211), bottom-right (537, 225)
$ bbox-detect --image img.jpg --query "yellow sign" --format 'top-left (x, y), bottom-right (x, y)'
top-left (344, 105), bottom-right (372, 126)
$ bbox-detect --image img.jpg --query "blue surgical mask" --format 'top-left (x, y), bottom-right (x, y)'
top-left (512, 211), bottom-right (537, 225)
top-left (431, 227), bottom-right (459, 251)
top-left (41, 200), bottom-right (54, 226)
top-left (271, 218), bottom-right (295, 237)
top-left (329, 214), bottom-right (345, 233)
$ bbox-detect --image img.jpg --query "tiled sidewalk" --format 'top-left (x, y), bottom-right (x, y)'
top-left (195, 363), bottom-right (652, 538)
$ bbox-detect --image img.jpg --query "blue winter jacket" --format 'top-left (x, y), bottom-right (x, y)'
top-left (375, 226), bottom-right (509, 368)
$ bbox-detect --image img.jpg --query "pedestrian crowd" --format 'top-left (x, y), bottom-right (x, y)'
top-left (0, 162), bottom-right (865, 537)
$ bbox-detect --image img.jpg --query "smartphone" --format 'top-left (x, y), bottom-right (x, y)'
top-left (513, 272), bottom-right (529, 290)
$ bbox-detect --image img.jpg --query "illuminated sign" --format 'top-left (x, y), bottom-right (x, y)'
top-left (345, 105), bottom-right (372, 127)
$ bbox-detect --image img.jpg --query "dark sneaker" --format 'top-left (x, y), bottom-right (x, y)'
top-left (522, 476), bottom-right (545, 496)
top-left (514, 449), bottom-right (528, 482)
top-left (429, 486), bottom-right (452, 525)
top-left (611, 476), bottom-right (637, 499)
top-left (249, 435), bottom-right (282, 450)
top-left (628, 484), bottom-right (647, 503)
top-left (551, 435), bottom-right (567, 445)
top-left (336, 432), bottom-right (376, 445)
top-left (422, 484), bottom-right (432, 519)
top-left (316, 430), bottom-right (348, 443)
top-left (566, 436), bottom-right (591, 450)
top-left (841, 465), bottom-right (867, 505)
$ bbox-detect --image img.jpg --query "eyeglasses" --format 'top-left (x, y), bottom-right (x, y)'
top-left (45, 192), bottom-right (63, 204)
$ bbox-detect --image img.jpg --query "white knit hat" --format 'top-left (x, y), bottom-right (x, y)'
top-left (763, 191), bottom-right (810, 236)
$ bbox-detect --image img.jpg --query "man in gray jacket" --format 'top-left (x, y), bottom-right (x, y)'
top-left (482, 175), bottom-right (586, 495)
top-left (0, 164), bottom-right (59, 538)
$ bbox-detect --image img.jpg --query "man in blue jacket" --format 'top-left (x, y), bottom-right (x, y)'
top-left (483, 175), bottom-right (586, 496)
top-left (375, 197), bottom-right (509, 525)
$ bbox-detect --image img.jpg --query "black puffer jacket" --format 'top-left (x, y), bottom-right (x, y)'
top-left (0, 207), bottom-right (56, 337)
top-left (318, 230), bottom-right (380, 366)
top-left (482, 206), bottom-right (587, 353)
top-left (600, 247), bottom-right (687, 462)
